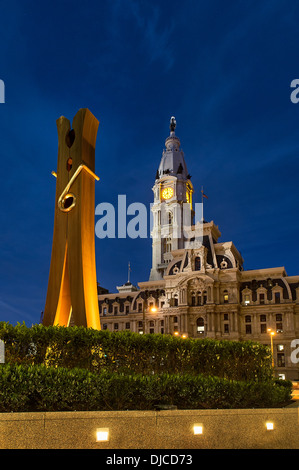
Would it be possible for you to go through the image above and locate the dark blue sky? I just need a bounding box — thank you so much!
[1,0,299,325]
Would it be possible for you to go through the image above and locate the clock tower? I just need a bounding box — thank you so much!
[150,117,194,281]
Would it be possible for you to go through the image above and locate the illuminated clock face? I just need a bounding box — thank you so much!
[162,187,173,200]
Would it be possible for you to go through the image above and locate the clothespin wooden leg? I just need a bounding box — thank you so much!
[43,109,101,330]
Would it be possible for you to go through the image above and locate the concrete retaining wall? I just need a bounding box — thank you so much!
[0,408,298,449]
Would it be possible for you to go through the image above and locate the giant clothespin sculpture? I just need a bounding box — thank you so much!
[43,108,101,329]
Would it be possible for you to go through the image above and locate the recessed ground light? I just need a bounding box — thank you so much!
[96,428,109,441]
[266,422,274,431]
[193,424,203,435]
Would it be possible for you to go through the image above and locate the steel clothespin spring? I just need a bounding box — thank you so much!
[52,164,100,212]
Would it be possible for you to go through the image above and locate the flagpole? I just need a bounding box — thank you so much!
[201,186,204,221]
[128,262,131,283]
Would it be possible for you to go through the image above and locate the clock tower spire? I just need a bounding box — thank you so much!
[149,117,194,281]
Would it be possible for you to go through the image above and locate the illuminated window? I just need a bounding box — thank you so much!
[197,317,205,335]
[138,321,143,334]
[244,294,250,305]
[102,307,107,316]
[276,323,283,333]
[277,345,285,367]
[276,314,283,333]
[223,291,229,304]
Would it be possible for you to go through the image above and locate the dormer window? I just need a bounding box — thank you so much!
[272,283,284,304]
[257,286,267,305]
[242,286,252,305]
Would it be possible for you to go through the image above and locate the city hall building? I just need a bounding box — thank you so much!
[98,118,299,380]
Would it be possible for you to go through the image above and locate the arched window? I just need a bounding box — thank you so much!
[223,290,229,304]
[166,237,172,253]
[162,237,172,253]
[196,317,205,335]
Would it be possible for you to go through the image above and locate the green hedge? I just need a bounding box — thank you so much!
[0,322,273,381]
[0,364,292,412]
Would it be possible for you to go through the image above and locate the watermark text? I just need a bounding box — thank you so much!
[0,79,4,103]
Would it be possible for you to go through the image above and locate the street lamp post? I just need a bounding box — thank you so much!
[267,328,275,369]
[142,302,157,334]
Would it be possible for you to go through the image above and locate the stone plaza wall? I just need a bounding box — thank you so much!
[0,408,298,449]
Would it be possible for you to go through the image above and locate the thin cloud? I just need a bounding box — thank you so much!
[110,0,175,71]
[0,299,36,324]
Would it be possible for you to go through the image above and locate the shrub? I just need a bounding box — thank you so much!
[0,323,273,382]
[0,364,292,412]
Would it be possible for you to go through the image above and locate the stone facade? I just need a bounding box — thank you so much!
[98,118,299,381]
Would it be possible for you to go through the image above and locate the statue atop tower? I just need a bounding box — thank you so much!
[170,116,176,132]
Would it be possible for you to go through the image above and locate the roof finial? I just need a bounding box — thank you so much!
[170,116,176,132]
